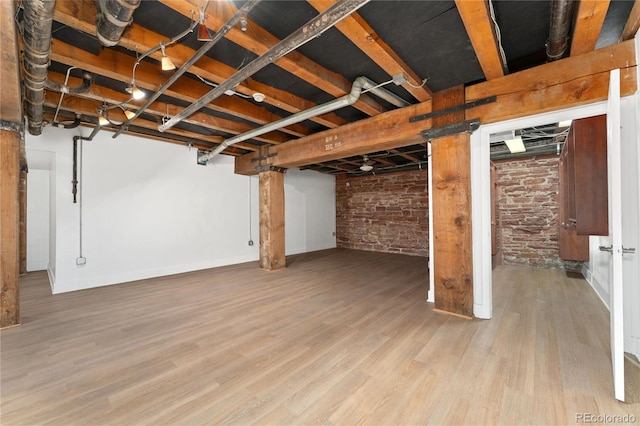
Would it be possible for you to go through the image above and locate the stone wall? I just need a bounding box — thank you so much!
[335,170,428,256]
[495,154,581,269]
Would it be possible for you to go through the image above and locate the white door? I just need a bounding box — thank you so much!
[604,68,624,402]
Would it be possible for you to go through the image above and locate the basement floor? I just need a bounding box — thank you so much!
[1,248,639,424]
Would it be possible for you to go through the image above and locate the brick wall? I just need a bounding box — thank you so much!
[335,170,428,256]
[495,155,581,270]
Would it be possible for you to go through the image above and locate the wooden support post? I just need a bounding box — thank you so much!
[1,130,21,328]
[259,169,286,271]
[430,86,474,319]
[1,0,23,329]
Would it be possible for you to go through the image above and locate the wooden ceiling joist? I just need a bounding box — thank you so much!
[157,0,387,117]
[454,0,506,80]
[46,71,291,147]
[307,0,433,102]
[43,92,252,152]
[570,0,611,56]
[621,0,640,41]
[235,40,637,175]
[52,0,348,131]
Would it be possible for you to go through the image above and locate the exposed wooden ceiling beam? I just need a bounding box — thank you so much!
[390,149,422,162]
[307,0,432,102]
[454,0,506,80]
[235,100,432,174]
[46,71,289,147]
[157,0,386,117]
[52,0,346,130]
[235,40,637,175]
[467,39,637,124]
[570,0,611,56]
[621,0,640,41]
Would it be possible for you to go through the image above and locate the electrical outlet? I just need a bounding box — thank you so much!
[76,257,86,265]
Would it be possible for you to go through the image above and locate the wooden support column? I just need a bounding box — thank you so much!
[259,169,286,271]
[1,0,23,329]
[430,86,474,319]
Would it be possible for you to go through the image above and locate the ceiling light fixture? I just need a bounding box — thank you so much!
[197,8,213,41]
[360,164,373,172]
[160,44,176,71]
[252,92,265,102]
[126,83,146,100]
[122,108,136,120]
[124,11,197,99]
[98,114,109,126]
[505,136,526,154]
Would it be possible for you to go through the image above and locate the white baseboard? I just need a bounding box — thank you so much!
[582,263,610,311]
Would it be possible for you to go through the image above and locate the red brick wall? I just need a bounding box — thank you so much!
[495,155,581,269]
[335,170,428,256]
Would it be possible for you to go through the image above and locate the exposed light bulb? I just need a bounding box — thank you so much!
[125,83,146,100]
[131,86,145,100]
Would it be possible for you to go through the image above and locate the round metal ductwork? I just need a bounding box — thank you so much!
[22,0,56,136]
[95,0,142,47]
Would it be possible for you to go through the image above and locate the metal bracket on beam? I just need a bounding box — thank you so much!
[421,119,481,142]
[255,165,287,173]
[409,96,496,123]
[197,149,210,166]
[251,152,278,163]
[0,120,24,133]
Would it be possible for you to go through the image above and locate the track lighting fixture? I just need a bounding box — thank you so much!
[122,108,136,120]
[125,82,146,100]
[197,8,213,41]
[98,114,109,126]
[160,44,176,71]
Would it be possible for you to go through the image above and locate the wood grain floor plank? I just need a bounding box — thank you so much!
[2,250,639,424]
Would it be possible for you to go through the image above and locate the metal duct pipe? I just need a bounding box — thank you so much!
[159,0,371,133]
[46,71,93,94]
[546,0,575,61]
[96,0,142,47]
[23,0,56,136]
[198,76,371,164]
[360,77,410,108]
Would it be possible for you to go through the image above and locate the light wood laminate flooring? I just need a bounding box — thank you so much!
[2,248,639,424]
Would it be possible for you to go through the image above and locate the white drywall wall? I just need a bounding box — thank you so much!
[26,169,49,271]
[26,126,335,293]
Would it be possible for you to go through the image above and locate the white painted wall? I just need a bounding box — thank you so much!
[25,149,57,282]
[26,169,49,271]
[26,126,335,294]
[285,168,336,254]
